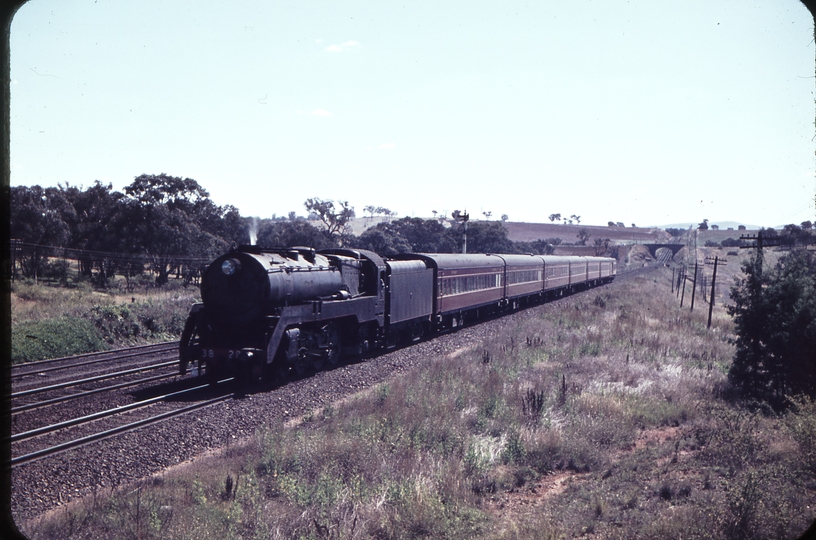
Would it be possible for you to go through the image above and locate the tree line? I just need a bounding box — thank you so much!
[11,175,588,287]
[10,175,246,285]
[221,202,567,258]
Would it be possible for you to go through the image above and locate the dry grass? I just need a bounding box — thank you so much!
[20,268,816,539]
[11,279,200,326]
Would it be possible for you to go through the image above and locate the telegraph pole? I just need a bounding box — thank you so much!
[10,238,20,282]
[463,213,469,254]
[452,211,470,254]
[705,255,725,329]
[676,266,684,298]
[690,262,698,311]
[739,230,782,277]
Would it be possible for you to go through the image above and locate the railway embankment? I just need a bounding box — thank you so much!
[12,266,816,539]
[10,280,197,364]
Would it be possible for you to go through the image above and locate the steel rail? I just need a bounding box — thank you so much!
[614,264,660,280]
[11,390,233,468]
[10,380,226,443]
[11,360,178,398]
[10,341,177,370]
[11,371,179,415]
[12,345,178,378]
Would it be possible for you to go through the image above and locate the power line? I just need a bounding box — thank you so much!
[8,240,213,265]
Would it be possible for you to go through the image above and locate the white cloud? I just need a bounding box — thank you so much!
[325,40,360,53]
[378,143,396,150]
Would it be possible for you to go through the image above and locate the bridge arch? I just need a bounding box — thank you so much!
[642,244,685,260]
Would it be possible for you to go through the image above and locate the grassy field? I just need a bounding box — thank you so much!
[19,266,816,539]
[10,277,199,363]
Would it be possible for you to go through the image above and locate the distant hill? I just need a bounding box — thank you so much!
[654,221,762,230]
[349,217,802,245]
[502,222,669,244]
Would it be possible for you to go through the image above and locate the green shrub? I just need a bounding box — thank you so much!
[89,300,190,345]
[12,317,107,363]
[42,259,71,283]
[502,430,527,464]
[727,248,816,407]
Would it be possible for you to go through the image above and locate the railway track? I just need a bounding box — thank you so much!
[11,362,180,414]
[610,262,665,281]
[12,341,178,378]
[12,343,178,397]
[8,341,240,469]
[11,341,180,406]
[10,379,234,467]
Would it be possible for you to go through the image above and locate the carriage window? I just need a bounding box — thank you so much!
[440,271,505,296]
[508,269,539,284]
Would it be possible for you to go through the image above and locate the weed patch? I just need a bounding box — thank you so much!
[11,317,107,363]
[12,281,199,360]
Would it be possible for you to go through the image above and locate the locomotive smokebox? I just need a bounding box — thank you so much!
[201,246,346,327]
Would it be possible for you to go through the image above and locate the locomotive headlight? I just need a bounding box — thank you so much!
[221,258,240,276]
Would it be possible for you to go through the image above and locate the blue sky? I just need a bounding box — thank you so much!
[10,0,815,227]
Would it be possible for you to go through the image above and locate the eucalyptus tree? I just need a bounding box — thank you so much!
[9,185,72,279]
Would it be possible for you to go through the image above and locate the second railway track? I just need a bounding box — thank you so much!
[10,379,235,467]
[9,343,198,464]
[11,342,178,383]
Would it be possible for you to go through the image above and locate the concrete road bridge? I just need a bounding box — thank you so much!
[640,243,685,261]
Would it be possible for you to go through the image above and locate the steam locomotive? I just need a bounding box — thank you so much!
[179,246,616,384]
